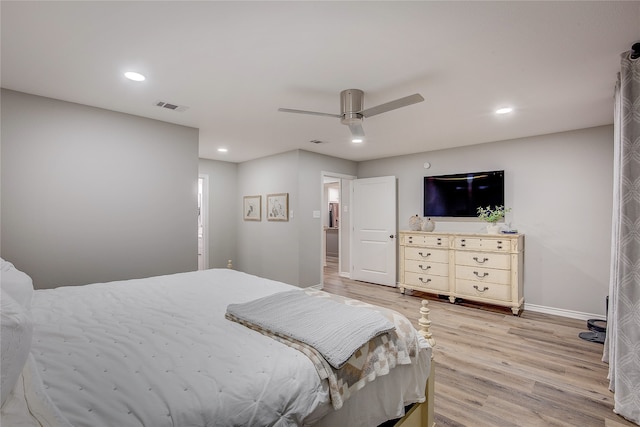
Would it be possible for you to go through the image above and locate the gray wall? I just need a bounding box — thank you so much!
[0,88,614,316]
[237,150,300,284]
[198,158,238,268]
[297,151,357,286]
[357,125,613,317]
[236,150,356,286]
[1,90,199,288]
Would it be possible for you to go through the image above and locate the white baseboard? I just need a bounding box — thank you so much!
[524,303,605,321]
[310,283,324,290]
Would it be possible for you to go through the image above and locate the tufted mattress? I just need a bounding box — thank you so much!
[3,268,431,427]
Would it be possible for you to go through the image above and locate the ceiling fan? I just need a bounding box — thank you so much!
[278,89,424,141]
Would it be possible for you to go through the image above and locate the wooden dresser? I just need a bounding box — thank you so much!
[399,231,524,315]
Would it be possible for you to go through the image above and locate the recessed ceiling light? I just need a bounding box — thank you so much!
[352,138,363,143]
[495,107,513,115]
[217,148,228,153]
[124,71,146,82]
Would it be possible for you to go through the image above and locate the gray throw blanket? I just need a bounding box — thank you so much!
[226,290,395,369]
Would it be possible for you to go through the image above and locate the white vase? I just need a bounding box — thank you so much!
[409,215,422,231]
[486,224,502,234]
[421,217,435,232]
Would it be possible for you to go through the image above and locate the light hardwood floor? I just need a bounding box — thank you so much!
[322,257,636,427]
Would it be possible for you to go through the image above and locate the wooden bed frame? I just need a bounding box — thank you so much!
[394,300,436,427]
[226,261,435,427]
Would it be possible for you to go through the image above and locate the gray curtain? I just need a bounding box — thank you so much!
[605,50,640,425]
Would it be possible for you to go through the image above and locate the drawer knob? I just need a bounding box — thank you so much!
[418,252,431,258]
[473,256,489,264]
[419,264,431,271]
[473,285,489,292]
[419,277,431,284]
[473,271,489,278]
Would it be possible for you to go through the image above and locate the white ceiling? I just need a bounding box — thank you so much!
[2,1,639,163]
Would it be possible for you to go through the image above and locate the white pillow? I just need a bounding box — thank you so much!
[1,290,34,408]
[0,258,34,309]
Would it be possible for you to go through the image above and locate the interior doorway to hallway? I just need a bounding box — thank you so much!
[198,175,209,270]
[320,172,355,285]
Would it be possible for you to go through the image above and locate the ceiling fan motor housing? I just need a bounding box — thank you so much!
[278,88,423,139]
[340,89,364,125]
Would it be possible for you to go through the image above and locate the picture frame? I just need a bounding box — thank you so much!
[243,195,261,221]
[267,193,289,221]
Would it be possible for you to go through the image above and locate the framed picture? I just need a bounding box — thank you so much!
[267,193,289,221]
[243,195,261,221]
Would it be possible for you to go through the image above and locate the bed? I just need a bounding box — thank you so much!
[1,258,435,427]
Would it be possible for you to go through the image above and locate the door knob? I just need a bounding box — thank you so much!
[389,234,395,239]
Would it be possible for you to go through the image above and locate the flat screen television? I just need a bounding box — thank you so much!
[423,170,504,217]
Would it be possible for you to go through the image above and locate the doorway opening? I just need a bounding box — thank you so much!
[324,178,339,274]
[198,175,209,270]
[321,172,355,285]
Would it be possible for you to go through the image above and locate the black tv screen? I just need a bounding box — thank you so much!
[423,170,504,217]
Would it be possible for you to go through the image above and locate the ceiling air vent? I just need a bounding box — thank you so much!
[154,101,189,112]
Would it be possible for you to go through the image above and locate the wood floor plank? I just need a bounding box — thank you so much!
[481,395,579,427]
[322,258,637,427]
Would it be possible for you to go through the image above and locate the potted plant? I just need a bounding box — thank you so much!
[477,205,511,234]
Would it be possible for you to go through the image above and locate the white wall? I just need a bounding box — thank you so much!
[357,126,614,317]
[198,158,238,268]
[1,90,199,288]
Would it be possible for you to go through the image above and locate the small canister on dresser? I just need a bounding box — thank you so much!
[421,217,435,232]
[409,214,422,231]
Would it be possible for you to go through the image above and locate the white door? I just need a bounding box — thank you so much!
[351,176,397,286]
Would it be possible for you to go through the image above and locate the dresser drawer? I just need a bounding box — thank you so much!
[456,279,511,302]
[402,233,448,248]
[455,265,511,285]
[405,259,449,276]
[405,272,449,292]
[454,237,510,252]
[404,247,448,263]
[455,251,510,270]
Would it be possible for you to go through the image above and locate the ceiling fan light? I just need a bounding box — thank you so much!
[341,114,363,125]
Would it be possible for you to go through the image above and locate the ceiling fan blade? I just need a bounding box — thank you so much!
[348,123,365,138]
[278,108,341,118]
[359,93,424,118]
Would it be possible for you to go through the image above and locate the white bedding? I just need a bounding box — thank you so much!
[4,268,431,427]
